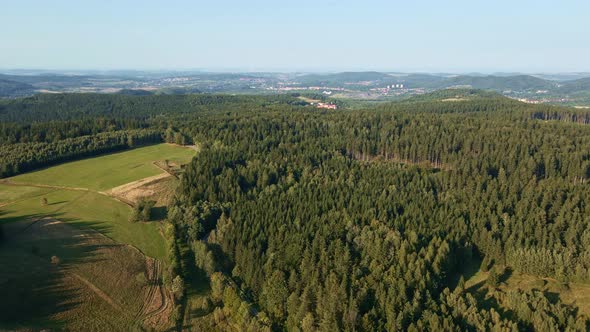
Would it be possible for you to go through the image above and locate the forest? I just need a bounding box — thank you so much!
[2,91,590,331]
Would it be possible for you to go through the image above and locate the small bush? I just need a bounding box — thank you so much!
[129,198,156,222]
[487,267,500,288]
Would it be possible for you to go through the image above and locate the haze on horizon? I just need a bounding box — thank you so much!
[2,0,589,73]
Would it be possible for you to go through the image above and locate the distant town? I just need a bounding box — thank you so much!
[2,70,590,107]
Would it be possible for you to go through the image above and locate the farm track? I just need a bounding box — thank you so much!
[1,180,137,208]
[1,180,92,193]
[134,258,171,329]
[0,186,60,208]
[135,258,159,320]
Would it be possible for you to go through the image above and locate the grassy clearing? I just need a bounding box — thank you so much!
[0,143,195,329]
[464,267,590,317]
[0,187,165,259]
[9,144,195,191]
[0,218,148,331]
[1,143,197,258]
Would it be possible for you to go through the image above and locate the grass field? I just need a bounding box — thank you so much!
[0,185,54,206]
[9,144,195,191]
[0,187,165,259]
[0,144,194,330]
[0,218,148,331]
[1,143,197,258]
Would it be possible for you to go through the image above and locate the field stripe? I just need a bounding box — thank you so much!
[71,273,125,313]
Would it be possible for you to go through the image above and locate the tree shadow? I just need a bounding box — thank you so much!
[0,212,117,329]
[499,267,513,283]
[151,206,168,221]
[448,247,482,290]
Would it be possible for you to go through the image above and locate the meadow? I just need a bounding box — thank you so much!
[0,187,165,258]
[1,143,196,258]
[0,218,147,331]
[9,143,195,191]
[0,143,196,330]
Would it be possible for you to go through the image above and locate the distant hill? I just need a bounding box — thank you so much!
[294,72,564,92]
[401,88,506,102]
[295,71,396,86]
[395,74,448,88]
[439,75,557,91]
[558,77,590,94]
[117,89,154,96]
[0,79,35,97]
[0,73,93,85]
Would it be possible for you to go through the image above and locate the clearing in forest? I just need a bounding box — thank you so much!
[0,143,196,330]
[8,143,195,191]
[0,187,166,259]
[464,267,590,318]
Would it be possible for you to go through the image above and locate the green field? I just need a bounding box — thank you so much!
[0,144,195,331]
[1,143,197,258]
[0,186,165,259]
[9,144,195,191]
[0,185,54,205]
[0,143,195,329]
[0,218,148,330]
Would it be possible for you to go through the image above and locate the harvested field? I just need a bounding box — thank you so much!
[0,218,171,331]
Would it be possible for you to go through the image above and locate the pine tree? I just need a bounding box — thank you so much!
[487,268,500,288]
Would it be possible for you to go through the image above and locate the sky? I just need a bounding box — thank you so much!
[1,0,589,73]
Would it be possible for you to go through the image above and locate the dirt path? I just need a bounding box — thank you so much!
[0,186,60,208]
[135,258,160,320]
[1,180,92,193]
[134,258,172,329]
[2,178,139,208]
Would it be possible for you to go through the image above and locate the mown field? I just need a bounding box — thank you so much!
[9,143,195,191]
[0,187,165,259]
[0,143,196,330]
[1,143,196,258]
[0,218,147,331]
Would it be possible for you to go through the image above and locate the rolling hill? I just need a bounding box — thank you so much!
[0,79,35,97]
[559,77,590,94]
[295,71,397,86]
[438,74,557,91]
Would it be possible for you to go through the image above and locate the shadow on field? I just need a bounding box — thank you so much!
[0,211,116,330]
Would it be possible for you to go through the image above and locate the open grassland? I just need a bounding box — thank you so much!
[0,143,194,329]
[9,143,195,191]
[465,268,590,318]
[1,143,197,258]
[0,218,152,331]
[0,187,165,259]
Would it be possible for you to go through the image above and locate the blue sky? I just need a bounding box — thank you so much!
[1,0,589,72]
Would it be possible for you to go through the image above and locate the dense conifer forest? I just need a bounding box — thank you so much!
[2,91,590,330]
